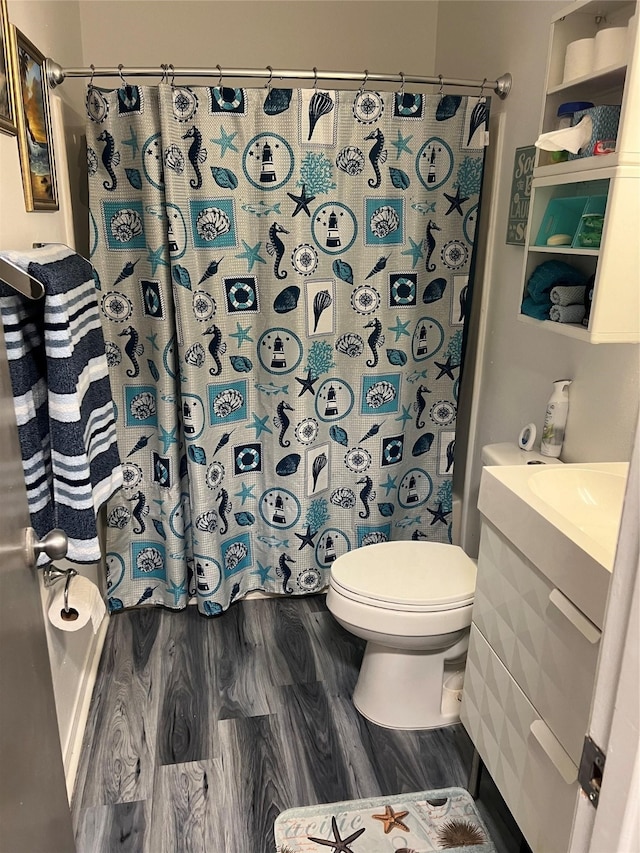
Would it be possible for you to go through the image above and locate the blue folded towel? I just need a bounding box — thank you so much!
[526,260,586,304]
[0,245,122,563]
[521,295,551,320]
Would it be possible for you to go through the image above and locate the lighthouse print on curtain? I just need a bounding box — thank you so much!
[86,83,488,614]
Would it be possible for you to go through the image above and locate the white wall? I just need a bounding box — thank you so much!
[77,0,440,83]
[435,0,640,555]
[1,0,101,798]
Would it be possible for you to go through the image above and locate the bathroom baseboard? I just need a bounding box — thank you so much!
[62,614,110,803]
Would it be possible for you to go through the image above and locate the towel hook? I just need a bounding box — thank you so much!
[438,74,444,101]
[312,66,318,91]
[216,64,223,88]
[398,71,405,98]
[117,63,127,87]
[265,65,273,91]
[359,69,369,94]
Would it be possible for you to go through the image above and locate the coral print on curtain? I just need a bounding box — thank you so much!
[86,82,488,614]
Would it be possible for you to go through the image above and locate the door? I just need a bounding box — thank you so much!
[0,322,76,851]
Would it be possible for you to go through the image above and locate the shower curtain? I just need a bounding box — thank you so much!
[86,82,488,614]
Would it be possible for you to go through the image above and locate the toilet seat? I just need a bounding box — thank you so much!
[330,540,476,612]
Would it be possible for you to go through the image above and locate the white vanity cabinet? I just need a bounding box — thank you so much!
[458,458,626,852]
[461,521,602,852]
[519,0,640,343]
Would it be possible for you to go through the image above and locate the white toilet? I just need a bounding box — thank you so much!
[326,442,563,731]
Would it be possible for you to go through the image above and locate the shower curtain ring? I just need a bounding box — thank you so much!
[88,63,95,90]
[265,65,273,91]
[398,71,405,97]
[168,64,176,87]
[438,74,444,101]
[159,63,167,84]
[479,77,487,101]
[312,66,318,90]
[359,69,369,94]
[117,64,127,87]
[216,64,223,88]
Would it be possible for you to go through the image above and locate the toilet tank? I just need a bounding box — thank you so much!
[481,442,564,466]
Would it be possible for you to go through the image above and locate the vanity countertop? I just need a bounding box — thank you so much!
[478,462,628,630]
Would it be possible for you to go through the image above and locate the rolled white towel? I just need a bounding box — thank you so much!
[550,284,587,306]
[549,303,586,323]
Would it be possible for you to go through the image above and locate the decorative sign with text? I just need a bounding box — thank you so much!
[506,145,535,245]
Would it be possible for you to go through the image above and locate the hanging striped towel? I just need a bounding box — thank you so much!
[0,245,122,563]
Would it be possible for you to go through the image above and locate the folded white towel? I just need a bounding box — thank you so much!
[550,284,587,306]
[549,303,586,323]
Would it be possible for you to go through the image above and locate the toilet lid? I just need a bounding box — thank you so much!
[330,541,476,610]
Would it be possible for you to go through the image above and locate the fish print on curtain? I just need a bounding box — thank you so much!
[86,83,488,614]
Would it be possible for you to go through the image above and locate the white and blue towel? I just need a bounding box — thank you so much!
[0,245,122,563]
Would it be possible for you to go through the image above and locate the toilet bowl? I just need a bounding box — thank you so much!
[326,443,564,731]
[327,540,476,730]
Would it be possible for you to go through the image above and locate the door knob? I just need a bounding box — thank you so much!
[24,528,68,568]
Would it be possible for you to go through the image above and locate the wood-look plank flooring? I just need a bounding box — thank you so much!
[72,595,524,853]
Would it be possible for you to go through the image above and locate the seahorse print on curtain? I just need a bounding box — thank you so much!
[86,83,488,614]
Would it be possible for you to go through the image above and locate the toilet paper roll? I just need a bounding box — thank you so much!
[594,27,628,70]
[563,37,595,82]
[47,575,106,634]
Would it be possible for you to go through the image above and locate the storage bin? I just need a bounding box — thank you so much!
[535,196,588,247]
[568,105,621,159]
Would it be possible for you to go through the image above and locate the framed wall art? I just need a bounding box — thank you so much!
[0,0,16,134]
[10,25,58,210]
[506,145,535,245]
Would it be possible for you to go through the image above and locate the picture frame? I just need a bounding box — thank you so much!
[0,0,16,135]
[10,25,58,210]
[506,145,535,246]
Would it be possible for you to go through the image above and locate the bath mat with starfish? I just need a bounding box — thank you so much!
[274,786,495,852]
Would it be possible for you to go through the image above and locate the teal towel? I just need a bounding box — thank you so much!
[527,260,586,304]
[521,296,550,320]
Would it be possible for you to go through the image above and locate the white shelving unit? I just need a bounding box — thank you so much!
[520,0,640,344]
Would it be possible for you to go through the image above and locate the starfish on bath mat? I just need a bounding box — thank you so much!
[308,815,366,852]
[372,804,410,834]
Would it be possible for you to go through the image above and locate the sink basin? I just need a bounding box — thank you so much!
[528,467,627,553]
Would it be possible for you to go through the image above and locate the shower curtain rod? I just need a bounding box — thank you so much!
[44,59,512,99]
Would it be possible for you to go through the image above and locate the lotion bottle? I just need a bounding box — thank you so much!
[541,379,572,457]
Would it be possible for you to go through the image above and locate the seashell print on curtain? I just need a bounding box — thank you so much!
[86,83,488,614]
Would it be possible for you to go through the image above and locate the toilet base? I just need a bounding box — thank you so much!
[352,637,468,730]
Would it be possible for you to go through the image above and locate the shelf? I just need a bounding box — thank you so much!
[518,314,590,341]
[518,313,639,344]
[534,153,620,178]
[547,62,627,95]
[528,246,600,256]
[552,0,635,22]
[521,0,640,345]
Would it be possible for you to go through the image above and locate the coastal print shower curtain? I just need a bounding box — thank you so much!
[86,82,488,614]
